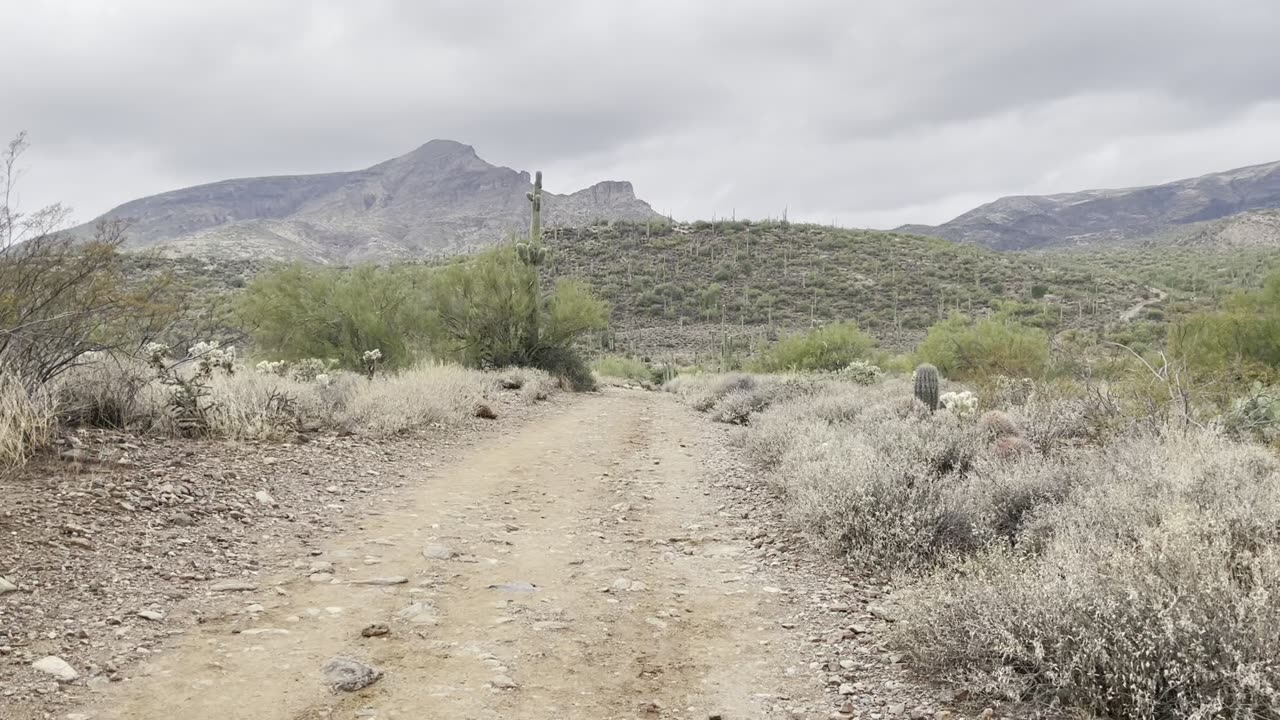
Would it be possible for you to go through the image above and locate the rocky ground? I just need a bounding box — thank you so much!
[3,388,1024,720]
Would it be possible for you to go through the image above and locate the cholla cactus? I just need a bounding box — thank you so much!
[314,373,333,388]
[256,360,289,376]
[361,349,383,378]
[940,390,979,418]
[835,359,883,386]
[143,342,170,371]
[292,358,330,382]
[188,341,236,378]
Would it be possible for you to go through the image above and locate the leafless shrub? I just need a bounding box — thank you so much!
[897,433,1280,718]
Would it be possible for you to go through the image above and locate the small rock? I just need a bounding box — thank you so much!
[240,628,290,636]
[323,656,382,692]
[86,676,110,692]
[0,576,18,595]
[309,573,334,583]
[868,604,898,622]
[66,714,92,720]
[421,544,454,560]
[136,610,164,622]
[474,403,498,420]
[361,623,390,638]
[397,602,439,625]
[254,490,277,506]
[169,512,195,527]
[838,683,855,696]
[489,581,537,593]
[32,656,79,682]
[888,703,906,716]
[490,674,519,689]
[309,561,335,574]
[210,580,258,592]
[349,576,408,586]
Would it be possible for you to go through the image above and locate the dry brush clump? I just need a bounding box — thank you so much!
[46,353,538,442]
[0,372,57,472]
[711,370,1280,717]
[896,433,1280,718]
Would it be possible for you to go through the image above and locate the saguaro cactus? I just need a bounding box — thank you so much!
[914,363,940,412]
[517,170,548,266]
[526,170,543,243]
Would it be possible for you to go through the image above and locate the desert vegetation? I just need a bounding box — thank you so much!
[0,136,579,473]
[667,300,1280,718]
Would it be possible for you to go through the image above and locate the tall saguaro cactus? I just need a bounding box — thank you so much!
[527,170,543,243]
[515,171,548,357]
[517,170,548,267]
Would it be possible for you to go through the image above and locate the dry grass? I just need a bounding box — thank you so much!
[680,371,1280,717]
[46,359,540,442]
[0,373,56,472]
[321,364,499,437]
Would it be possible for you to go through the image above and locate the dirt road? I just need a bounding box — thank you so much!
[70,389,829,720]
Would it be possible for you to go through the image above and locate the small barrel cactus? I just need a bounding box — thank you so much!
[914,363,940,411]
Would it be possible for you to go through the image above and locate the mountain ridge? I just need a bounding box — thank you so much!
[897,159,1280,250]
[72,139,663,263]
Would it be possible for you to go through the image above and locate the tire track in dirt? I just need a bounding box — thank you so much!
[76,390,823,720]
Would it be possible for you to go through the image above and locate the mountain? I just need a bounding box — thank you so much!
[73,140,663,263]
[898,160,1280,250]
[1129,208,1280,249]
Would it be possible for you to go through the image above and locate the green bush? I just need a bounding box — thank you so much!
[593,354,652,383]
[238,264,431,371]
[916,314,1050,380]
[429,245,607,388]
[752,322,877,373]
[1171,272,1280,382]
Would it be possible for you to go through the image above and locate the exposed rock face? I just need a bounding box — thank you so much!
[73,140,663,263]
[899,160,1280,250]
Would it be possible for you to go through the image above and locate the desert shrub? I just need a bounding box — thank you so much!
[916,314,1050,381]
[1220,382,1280,444]
[978,409,1022,438]
[498,367,555,404]
[0,372,56,472]
[593,354,651,383]
[429,245,607,389]
[687,374,757,412]
[329,364,497,436]
[238,264,431,371]
[752,322,877,373]
[55,357,154,429]
[831,359,884,385]
[1171,272,1280,382]
[897,433,1280,718]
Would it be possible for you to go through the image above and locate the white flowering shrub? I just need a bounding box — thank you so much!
[940,390,978,417]
[833,359,884,386]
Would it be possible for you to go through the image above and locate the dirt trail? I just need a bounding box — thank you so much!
[1119,286,1168,321]
[75,390,823,720]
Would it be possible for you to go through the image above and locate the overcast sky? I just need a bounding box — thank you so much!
[4,0,1280,228]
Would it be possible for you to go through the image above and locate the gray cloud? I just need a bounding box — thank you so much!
[3,0,1280,228]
